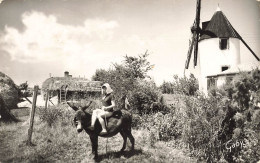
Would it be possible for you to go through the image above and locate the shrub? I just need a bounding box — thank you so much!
[155,112,182,141]
[159,74,199,96]
[160,81,174,94]
[221,69,260,162]
[129,79,164,115]
[38,104,73,127]
[177,68,260,162]
[38,107,62,127]
[134,105,184,141]
[181,94,226,162]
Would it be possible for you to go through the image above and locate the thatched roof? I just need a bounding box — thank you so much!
[0,72,19,109]
[42,77,102,92]
[200,9,241,41]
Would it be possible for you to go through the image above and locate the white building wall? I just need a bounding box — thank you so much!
[198,38,240,93]
[216,76,226,87]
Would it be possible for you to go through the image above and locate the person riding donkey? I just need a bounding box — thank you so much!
[90,83,115,134]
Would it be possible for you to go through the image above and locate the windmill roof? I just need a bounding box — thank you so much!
[200,10,241,41]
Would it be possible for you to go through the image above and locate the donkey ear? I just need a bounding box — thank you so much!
[67,101,78,111]
[82,101,93,111]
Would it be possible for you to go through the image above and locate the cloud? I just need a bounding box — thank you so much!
[0,11,119,63]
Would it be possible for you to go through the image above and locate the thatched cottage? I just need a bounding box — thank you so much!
[42,71,103,103]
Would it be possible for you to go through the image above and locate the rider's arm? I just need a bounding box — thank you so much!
[103,100,115,111]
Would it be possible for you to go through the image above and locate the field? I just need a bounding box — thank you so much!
[0,95,197,163]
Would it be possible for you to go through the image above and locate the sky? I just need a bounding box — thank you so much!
[0,0,259,87]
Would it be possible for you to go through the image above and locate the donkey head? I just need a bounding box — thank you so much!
[67,101,92,133]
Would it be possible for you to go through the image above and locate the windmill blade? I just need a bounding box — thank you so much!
[240,38,260,61]
[193,0,201,67]
[193,32,199,67]
[185,33,196,69]
[226,19,259,61]
[236,34,259,61]
[185,0,201,69]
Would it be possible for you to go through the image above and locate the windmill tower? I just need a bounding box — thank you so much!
[185,0,259,94]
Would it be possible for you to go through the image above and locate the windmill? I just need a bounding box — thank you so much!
[185,0,201,69]
[185,0,259,70]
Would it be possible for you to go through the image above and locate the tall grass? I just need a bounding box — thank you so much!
[0,103,198,162]
[140,69,260,162]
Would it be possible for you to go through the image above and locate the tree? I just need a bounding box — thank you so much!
[91,51,160,112]
[123,51,154,79]
[92,51,154,87]
[91,69,108,81]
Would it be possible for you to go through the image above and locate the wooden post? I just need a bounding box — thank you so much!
[45,90,49,110]
[27,85,38,145]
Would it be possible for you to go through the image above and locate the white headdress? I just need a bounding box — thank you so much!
[102,83,113,94]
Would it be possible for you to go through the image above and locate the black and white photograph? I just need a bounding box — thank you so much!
[0,0,260,162]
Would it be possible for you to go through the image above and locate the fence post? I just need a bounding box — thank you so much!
[45,90,49,110]
[27,85,39,145]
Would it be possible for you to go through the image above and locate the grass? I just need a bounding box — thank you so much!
[0,106,197,163]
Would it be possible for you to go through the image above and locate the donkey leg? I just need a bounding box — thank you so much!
[120,131,127,152]
[89,135,98,159]
[126,128,135,151]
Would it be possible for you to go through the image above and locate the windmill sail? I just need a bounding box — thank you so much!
[185,0,201,69]
[193,0,201,67]
[185,33,195,69]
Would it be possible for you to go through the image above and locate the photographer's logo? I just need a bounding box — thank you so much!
[225,140,246,152]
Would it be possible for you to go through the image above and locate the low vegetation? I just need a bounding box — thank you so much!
[1,53,259,162]
[158,69,260,162]
[0,104,196,162]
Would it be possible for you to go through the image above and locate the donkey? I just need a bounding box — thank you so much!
[67,101,135,160]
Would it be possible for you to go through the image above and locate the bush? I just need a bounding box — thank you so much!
[160,81,174,94]
[39,107,62,127]
[175,68,260,162]
[129,79,165,115]
[222,69,260,162]
[159,74,199,96]
[181,93,226,162]
[155,112,183,141]
[38,104,73,127]
[133,104,183,141]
